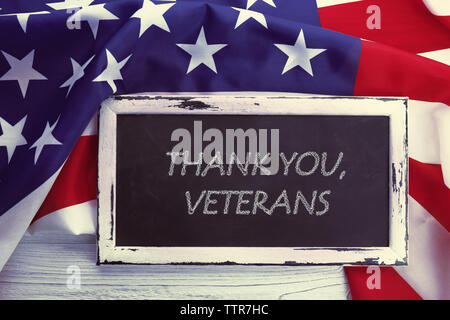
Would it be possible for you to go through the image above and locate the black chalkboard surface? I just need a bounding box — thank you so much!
[115,114,389,247]
[98,96,408,265]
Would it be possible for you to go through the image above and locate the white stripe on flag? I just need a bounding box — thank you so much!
[395,196,450,300]
[316,0,363,8]
[408,100,450,188]
[418,49,450,66]
[0,166,62,271]
[435,106,450,188]
[28,200,97,235]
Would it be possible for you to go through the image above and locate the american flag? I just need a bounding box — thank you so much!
[0,0,448,299]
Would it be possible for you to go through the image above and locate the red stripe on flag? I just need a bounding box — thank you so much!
[344,266,423,300]
[409,158,450,232]
[31,135,98,224]
[318,0,450,53]
[354,40,450,106]
[436,16,450,30]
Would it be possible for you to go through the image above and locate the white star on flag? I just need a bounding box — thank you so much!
[132,0,175,37]
[67,4,119,38]
[93,49,131,93]
[232,7,267,29]
[0,50,47,98]
[176,27,227,74]
[0,11,50,33]
[29,118,62,164]
[0,116,27,163]
[246,0,276,9]
[274,29,327,76]
[46,0,94,10]
[60,55,95,97]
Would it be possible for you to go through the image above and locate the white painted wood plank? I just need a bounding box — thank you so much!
[22,232,96,244]
[0,235,350,300]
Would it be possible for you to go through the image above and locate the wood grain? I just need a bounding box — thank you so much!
[0,234,350,300]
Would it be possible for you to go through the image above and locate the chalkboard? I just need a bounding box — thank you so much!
[98,95,408,265]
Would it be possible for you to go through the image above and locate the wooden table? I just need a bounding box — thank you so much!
[0,233,350,299]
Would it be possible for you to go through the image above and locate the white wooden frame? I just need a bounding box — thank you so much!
[98,95,408,265]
